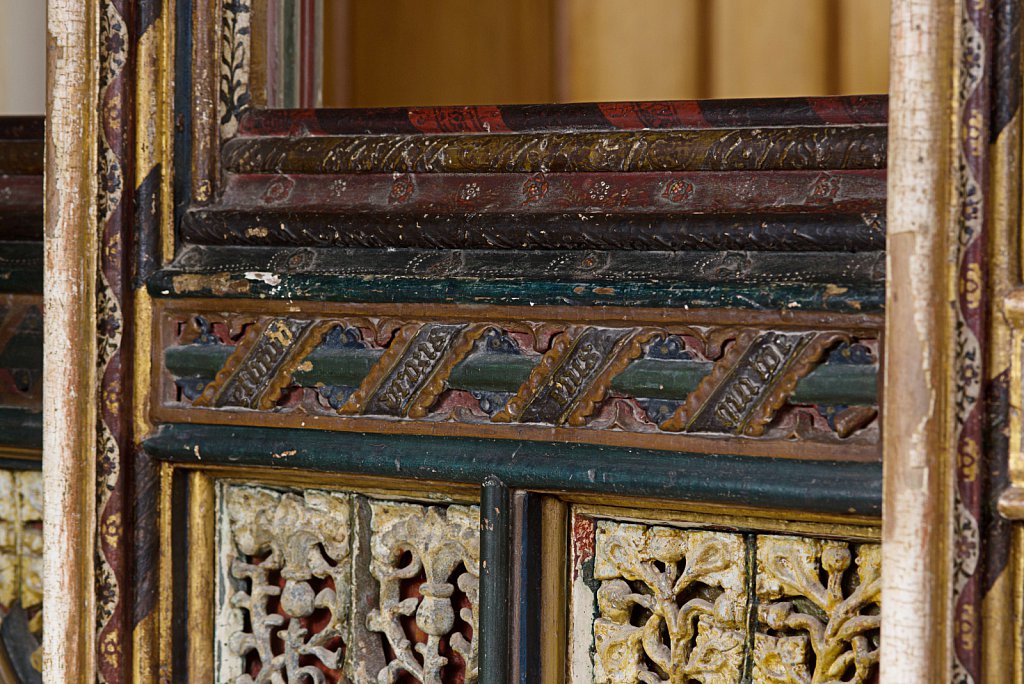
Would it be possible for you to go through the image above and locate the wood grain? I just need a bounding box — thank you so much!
[709,0,833,98]
[881,0,956,679]
[347,0,556,107]
[43,1,99,680]
[561,0,702,102]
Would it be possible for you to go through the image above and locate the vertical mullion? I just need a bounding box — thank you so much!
[539,496,568,683]
[186,471,215,683]
[510,491,543,681]
[479,476,512,684]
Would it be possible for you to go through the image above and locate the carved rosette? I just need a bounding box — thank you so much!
[592,521,747,683]
[754,536,881,684]
[217,485,353,684]
[367,501,481,683]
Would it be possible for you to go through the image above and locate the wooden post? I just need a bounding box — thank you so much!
[881,0,956,679]
[43,0,101,681]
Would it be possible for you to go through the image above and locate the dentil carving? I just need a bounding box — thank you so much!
[754,537,881,683]
[592,521,747,683]
[218,485,352,684]
[367,502,481,683]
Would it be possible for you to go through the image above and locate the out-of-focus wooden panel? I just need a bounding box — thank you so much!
[322,0,349,107]
[838,0,890,94]
[345,0,555,107]
[709,0,833,99]
[562,0,703,102]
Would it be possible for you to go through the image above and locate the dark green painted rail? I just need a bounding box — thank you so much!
[0,408,42,450]
[0,241,43,294]
[143,424,882,517]
[150,271,885,312]
[478,477,512,684]
[164,344,878,406]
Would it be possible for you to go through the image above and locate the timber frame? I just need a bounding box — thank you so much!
[39,0,1024,682]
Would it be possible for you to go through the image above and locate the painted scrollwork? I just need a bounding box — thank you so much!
[754,537,881,684]
[367,502,481,683]
[592,521,747,683]
[217,485,352,684]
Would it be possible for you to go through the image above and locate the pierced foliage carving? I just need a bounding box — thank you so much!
[367,501,481,684]
[592,521,747,683]
[754,537,880,684]
[0,469,42,633]
[218,485,352,684]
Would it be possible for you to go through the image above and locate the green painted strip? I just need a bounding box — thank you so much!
[0,241,43,294]
[0,457,40,471]
[0,409,42,450]
[143,424,882,517]
[149,272,884,312]
[163,344,878,405]
[478,477,512,684]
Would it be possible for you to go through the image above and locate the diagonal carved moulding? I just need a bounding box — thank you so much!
[158,309,881,461]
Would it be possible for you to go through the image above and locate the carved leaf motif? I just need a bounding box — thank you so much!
[0,470,43,640]
[218,485,352,684]
[754,536,881,684]
[592,521,746,683]
[367,501,480,684]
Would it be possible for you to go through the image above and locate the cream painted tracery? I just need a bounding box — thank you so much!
[367,501,481,684]
[216,484,353,684]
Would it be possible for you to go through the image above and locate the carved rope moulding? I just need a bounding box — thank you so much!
[216,483,480,683]
[162,312,881,451]
[572,518,881,684]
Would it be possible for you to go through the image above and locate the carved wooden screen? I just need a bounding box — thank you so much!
[134,1,887,682]
[0,116,43,681]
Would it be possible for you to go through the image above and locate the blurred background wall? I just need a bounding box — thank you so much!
[320,0,889,108]
[0,0,45,115]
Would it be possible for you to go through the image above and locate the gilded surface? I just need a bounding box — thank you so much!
[217,484,352,684]
[754,537,881,683]
[580,521,882,684]
[368,501,481,683]
[592,521,746,683]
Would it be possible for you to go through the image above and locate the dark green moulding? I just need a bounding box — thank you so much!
[143,424,882,517]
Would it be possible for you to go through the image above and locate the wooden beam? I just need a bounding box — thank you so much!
[43,0,100,680]
[881,0,956,678]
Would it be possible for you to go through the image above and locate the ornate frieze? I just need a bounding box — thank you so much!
[592,521,747,683]
[217,485,353,683]
[367,501,480,683]
[158,307,881,458]
[754,536,881,684]
[572,517,881,684]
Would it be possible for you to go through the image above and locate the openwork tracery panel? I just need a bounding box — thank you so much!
[0,469,42,669]
[754,537,880,683]
[216,484,353,684]
[571,516,881,684]
[592,521,747,683]
[214,483,480,684]
[367,501,481,683]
